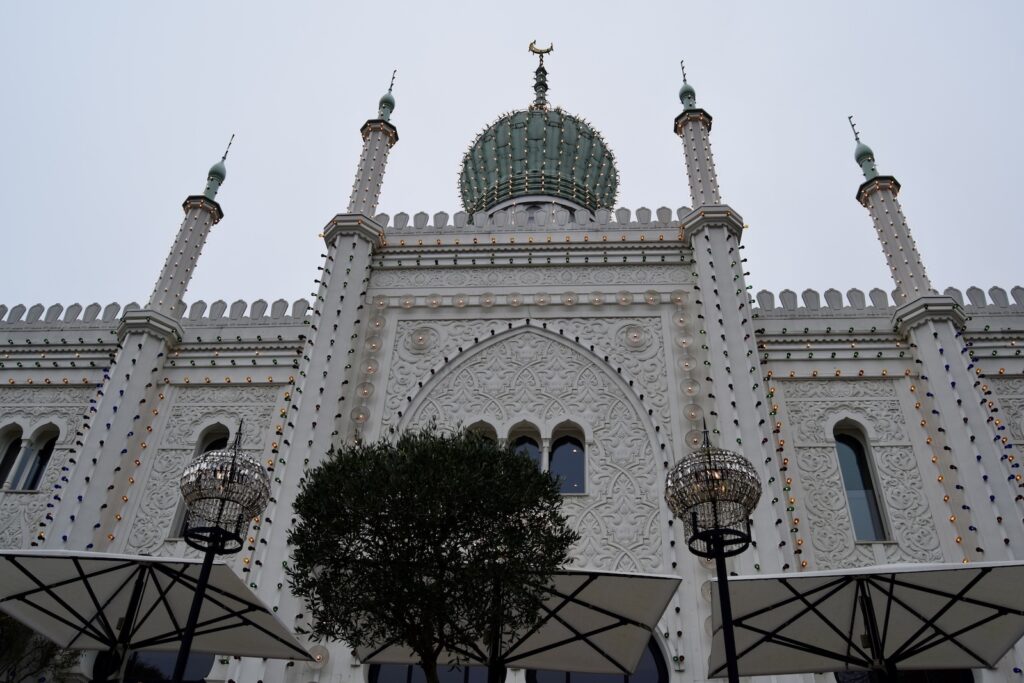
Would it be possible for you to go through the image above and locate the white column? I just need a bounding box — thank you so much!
[674,110,721,208]
[858,178,933,304]
[147,196,223,318]
[348,121,398,217]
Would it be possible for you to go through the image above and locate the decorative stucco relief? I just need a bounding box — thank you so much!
[989,378,1024,443]
[383,317,673,453]
[782,379,940,569]
[0,387,91,548]
[125,385,278,555]
[399,328,666,572]
[370,264,694,290]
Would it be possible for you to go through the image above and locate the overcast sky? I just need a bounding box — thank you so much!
[1,2,1021,310]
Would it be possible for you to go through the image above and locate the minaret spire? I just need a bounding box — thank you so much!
[203,134,233,200]
[851,118,931,300]
[528,41,553,110]
[347,75,399,216]
[673,61,721,207]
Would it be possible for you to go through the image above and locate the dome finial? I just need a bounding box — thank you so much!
[203,133,233,200]
[378,70,397,121]
[679,60,697,109]
[849,115,879,180]
[529,40,553,110]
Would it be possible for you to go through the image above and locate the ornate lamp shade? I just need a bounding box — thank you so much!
[179,441,270,554]
[665,441,762,559]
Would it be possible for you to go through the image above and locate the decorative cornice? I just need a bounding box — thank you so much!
[856,175,901,206]
[117,308,184,346]
[181,195,224,223]
[673,108,713,136]
[891,295,967,336]
[360,119,399,147]
[678,204,744,246]
[323,213,385,248]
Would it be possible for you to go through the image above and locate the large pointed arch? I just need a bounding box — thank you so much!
[398,325,668,573]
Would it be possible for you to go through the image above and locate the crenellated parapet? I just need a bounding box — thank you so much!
[372,205,689,235]
[753,286,1024,318]
[0,298,312,327]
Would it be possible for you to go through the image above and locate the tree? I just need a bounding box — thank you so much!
[287,425,580,683]
[0,613,79,683]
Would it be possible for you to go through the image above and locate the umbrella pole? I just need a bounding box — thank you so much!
[171,545,217,683]
[713,536,741,683]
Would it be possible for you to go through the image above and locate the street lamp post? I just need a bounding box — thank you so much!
[173,422,270,683]
[665,429,761,683]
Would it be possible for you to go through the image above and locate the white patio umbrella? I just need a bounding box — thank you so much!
[707,561,1024,679]
[0,549,311,662]
[358,569,680,675]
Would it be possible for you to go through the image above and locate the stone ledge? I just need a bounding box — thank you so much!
[322,213,385,248]
[673,108,713,136]
[117,308,184,345]
[856,175,901,206]
[891,295,967,336]
[182,195,223,223]
[678,204,744,246]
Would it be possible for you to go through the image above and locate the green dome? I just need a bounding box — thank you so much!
[679,82,696,104]
[854,141,874,163]
[208,159,227,182]
[459,107,618,215]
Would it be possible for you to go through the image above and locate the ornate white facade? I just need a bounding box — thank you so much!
[2,57,1023,683]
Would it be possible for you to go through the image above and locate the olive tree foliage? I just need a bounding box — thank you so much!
[287,425,580,683]
[0,613,79,683]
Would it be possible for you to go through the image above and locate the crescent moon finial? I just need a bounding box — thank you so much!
[528,40,554,56]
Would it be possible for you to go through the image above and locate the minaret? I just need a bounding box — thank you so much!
[851,121,1024,680]
[45,153,230,551]
[850,119,933,303]
[673,60,795,598]
[347,72,399,216]
[148,137,231,319]
[230,86,397,683]
[673,61,721,207]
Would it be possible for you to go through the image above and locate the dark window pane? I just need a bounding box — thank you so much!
[0,435,21,484]
[515,436,542,468]
[203,436,229,453]
[835,435,886,541]
[533,671,569,683]
[23,436,56,490]
[550,437,585,494]
[527,638,665,683]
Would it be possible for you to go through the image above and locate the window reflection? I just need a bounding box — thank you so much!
[515,436,542,468]
[527,638,667,683]
[550,436,585,494]
[834,431,886,541]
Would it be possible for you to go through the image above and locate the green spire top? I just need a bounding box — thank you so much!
[528,41,553,110]
[378,70,396,121]
[203,134,233,200]
[848,116,879,180]
[679,60,697,110]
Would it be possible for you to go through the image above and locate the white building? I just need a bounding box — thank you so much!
[1,51,1021,683]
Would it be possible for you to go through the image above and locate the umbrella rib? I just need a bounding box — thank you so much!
[16,595,113,647]
[0,560,130,604]
[867,572,993,668]
[504,575,595,655]
[518,599,632,674]
[6,555,119,647]
[68,561,146,650]
[874,571,1024,616]
[726,577,869,666]
[879,573,896,648]
[503,619,634,666]
[70,556,119,646]
[774,578,874,663]
[130,563,189,640]
[896,611,1004,666]
[710,622,869,678]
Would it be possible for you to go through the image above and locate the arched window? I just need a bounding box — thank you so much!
[21,432,57,490]
[468,421,499,444]
[0,426,23,489]
[171,424,231,537]
[550,422,586,495]
[527,636,668,683]
[834,426,886,542]
[509,422,543,469]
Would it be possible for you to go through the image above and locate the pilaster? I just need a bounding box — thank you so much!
[348,120,399,216]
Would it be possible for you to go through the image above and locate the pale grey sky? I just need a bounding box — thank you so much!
[1,1,1021,309]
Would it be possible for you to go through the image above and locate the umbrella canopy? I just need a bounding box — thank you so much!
[359,569,680,675]
[0,549,310,661]
[708,561,1024,678]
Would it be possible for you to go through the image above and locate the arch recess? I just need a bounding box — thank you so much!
[398,326,668,573]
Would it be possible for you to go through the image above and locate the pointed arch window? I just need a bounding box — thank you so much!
[834,427,887,542]
[550,422,586,495]
[0,426,23,489]
[171,424,231,538]
[22,433,57,490]
[509,422,543,470]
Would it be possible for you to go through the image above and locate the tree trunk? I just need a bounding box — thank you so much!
[420,654,441,683]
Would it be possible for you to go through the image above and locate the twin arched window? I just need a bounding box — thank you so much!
[834,425,887,542]
[0,425,58,491]
[506,421,586,494]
